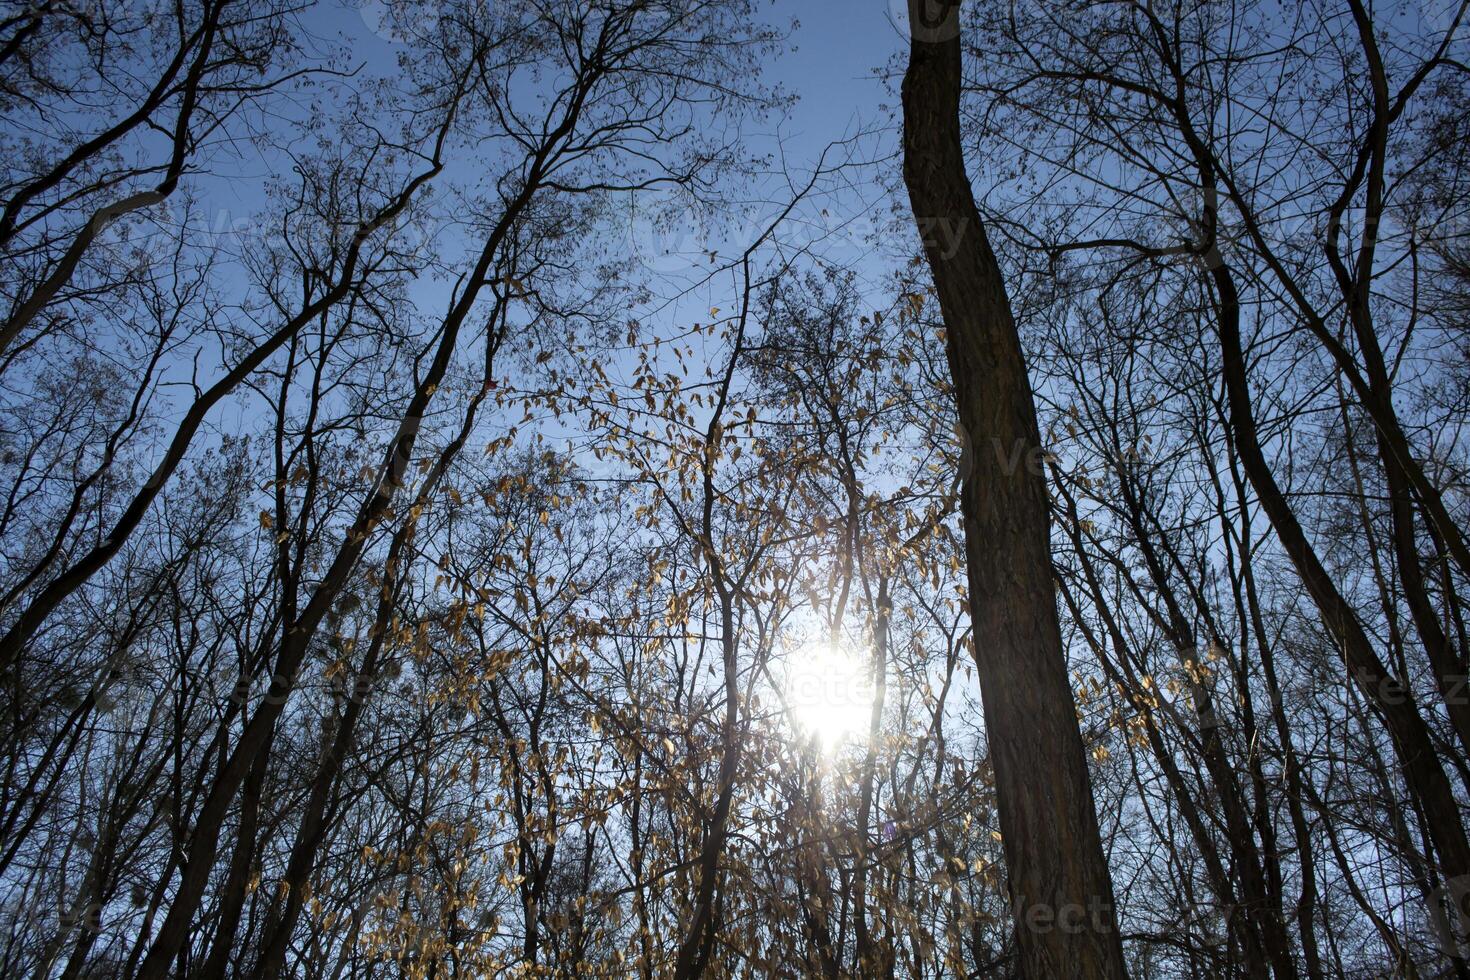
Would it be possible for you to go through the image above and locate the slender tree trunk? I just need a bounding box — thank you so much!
[196,734,272,980]
[1210,257,1470,886]
[899,3,1126,976]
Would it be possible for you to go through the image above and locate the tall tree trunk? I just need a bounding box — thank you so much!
[899,3,1126,976]
[1209,255,1470,886]
[196,733,272,980]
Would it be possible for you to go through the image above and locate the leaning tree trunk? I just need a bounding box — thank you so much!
[899,2,1127,976]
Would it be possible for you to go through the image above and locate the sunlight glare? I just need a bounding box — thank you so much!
[783,643,875,751]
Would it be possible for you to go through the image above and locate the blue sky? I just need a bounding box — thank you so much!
[768,0,906,150]
[182,1,920,446]
[193,0,911,276]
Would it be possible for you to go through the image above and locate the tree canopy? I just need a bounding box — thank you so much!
[1,0,1469,976]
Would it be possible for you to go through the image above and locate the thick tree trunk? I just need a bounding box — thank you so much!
[899,3,1127,976]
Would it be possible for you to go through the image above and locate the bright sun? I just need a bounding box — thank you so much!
[783,642,875,750]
